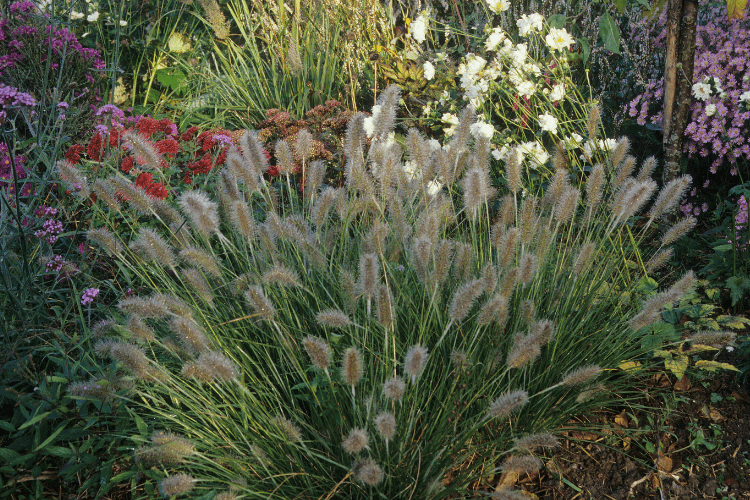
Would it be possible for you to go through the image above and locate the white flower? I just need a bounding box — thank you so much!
[470,121,495,140]
[517,13,544,36]
[487,0,511,14]
[599,138,617,151]
[515,80,537,98]
[363,105,381,138]
[70,10,84,20]
[426,180,443,196]
[465,54,487,76]
[692,82,712,101]
[563,133,583,150]
[442,113,460,137]
[544,27,575,51]
[538,113,558,134]
[119,19,128,27]
[87,11,99,22]
[485,27,506,51]
[509,43,528,66]
[428,139,441,152]
[704,103,717,117]
[549,83,565,102]
[423,61,435,80]
[739,90,750,104]
[491,149,503,161]
[410,13,428,43]
[518,141,549,167]
[403,161,422,181]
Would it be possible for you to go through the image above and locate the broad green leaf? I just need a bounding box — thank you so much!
[713,244,733,251]
[548,14,567,28]
[619,360,641,372]
[694,360,740,372]
[612,0,627,11]
[636,0,651,7]
[664,356,689,379]
[579,38,591,65]
[34,424,66,452]
[727,0,748,19]
[599,12,621,54]
[652,350,673,358]
[684,344,719,353]
[717,315,750,329]
[18,411,50,430]
[726,276,750,306]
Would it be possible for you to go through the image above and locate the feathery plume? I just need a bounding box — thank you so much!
[182,352,238,382]
[506,331,542,369]
[687,330,736,346]
[518,253,538,285]
[218,169,240,203]
[306,160,325,199]
[357,253,380,299]
[498,267,519,297]
[117,296,170,318]
[263,265,301,288]
[448,279,484,322]
[529,319,556,345]
[125,315,156,343]
[376,283,395,330]
[481,262,498,295]
[573,242,597,276]
[661,216,696,246]
[312,186,339,228]
[462,166,496,222]
[275,139,295,176]
[129,228,175,267]
[513,433,559,453]
[507,147,523,195]
[55,159,89,197]
[500,454,542,475]
[239,131,270,175]
[340,269,357,314]
[612,179,657,224]
[519,197,539,247]
[88,227,121,256]
[560,365,601,386]
[374,411,397,442]
[553,141,568,170]
[92,179,121,211]
[520,300,535,325]
[610,137,630,170]
[430,239,455,292]
[169,316,211,353]
[451,350,468,370]
[495,195,516,232]
[452,242,474,282]
[411,236,433,283]
[544,168,569,209]
[490,490,528,500]
[244,286,275,322]
[649,175,692,221]
[554,186,579,225]
[636,156,658,181]
[179,246,222,278]
[373,85,401,140]
[179,191,220,238]
[342,428,369,454]
[315,309,352,329]
[197,0,229,38]
[404,344,428,382]
[227,199,257,242]
[383,376,406,401]
[123,130,163,171]
[613,155,637,190]
[158,474,195,498]
[302,336,331,370]
[353,458,384,486]
[96,340,153,380]
[272,416,302,442]
[488,390,529,419]
[180,268,214,304]
[295,129,314,164]
[498,227,520,269]
[645,248,673,273]
[344,112,367,162]
[341,347,364,387]
[68,377,118,401]
[110,176,152,215]
[226,147,262,193]
[154,293,192,317]
[576,383,607,403]
[476,293,509,329]
[586,102,600,139]
[585,163,605,216]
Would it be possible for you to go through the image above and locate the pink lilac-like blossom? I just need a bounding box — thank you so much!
[81,288,100,305]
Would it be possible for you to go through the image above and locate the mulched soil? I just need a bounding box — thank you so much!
[506,366,750,499]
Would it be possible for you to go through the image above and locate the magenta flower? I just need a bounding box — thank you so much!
[81,288,100,305]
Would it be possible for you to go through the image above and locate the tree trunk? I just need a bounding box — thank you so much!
[663,0,699,184]
[662,0,682,139]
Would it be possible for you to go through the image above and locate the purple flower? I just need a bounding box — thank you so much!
[81,288,100,305]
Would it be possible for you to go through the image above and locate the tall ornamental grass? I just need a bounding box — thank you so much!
[61,82,699,497]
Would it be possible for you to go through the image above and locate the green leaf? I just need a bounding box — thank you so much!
[0,421,15,432]
[0,448,21,463]
[665,355,689,379]
[636,0,651,7]
[548,14,567,28]
[694,360,740,372]
[727,0,748,19]
[579,38,591,65]
[18,411,50,430]
[717,315,750,329]
[34,424,66,452]
[612,0,627,11]
[599,13,621,54]
[726,276,750,306]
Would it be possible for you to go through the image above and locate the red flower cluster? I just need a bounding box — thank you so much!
[135,172,168,200]
[135,117,178,139]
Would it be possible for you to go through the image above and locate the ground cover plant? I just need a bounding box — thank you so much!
[1,0,749,498]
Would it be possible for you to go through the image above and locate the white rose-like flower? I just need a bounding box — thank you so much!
[363,105,381,138]
[87,11,99,22]
[119,19,128,27]
[598,138,618,151]
[704,103,717,117]
[517,13,544,36]
[518,141,549,167]
[465,55,487,76]
[410,14,428,43]
[515,80,537,98]
[487,0,511,14]
[426,180,443,196]
[739,90,750,104]
[470,121,495,140]
[692,82,712,101]
[442,113,460,137]
[563,133,583,150]
[403,161,422,181]
[423,61,435,80]
[549,83,565,102]
[485,27,506,51]
[538,113,558,134]
[70,10,84,20]
[544,27,575,51]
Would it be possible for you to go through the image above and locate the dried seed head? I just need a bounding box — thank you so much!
[373,84,401,140]
[340,269,357,314]
[520,300,535,325]
[649,175,692,221]
[452,242,474,283]
[610,137,630,170]
[573,242,597,276]
[462,166,496,222]
[263,265,301,288]
[93,178,121,211]
[430,239,455,292]
[612,179,657,224]
[244,286,275,322]
[218,168,240,203]
[111,176,153,215]
[135,431,195,465]
[306,160,325,199]
[341,347,364,387]
[55,159,90,197]
[383,376,406,401]
[498,267,519,297]
[506,332,542,369]
[312,187,339,228]
[687,330,736,346]
[451,351,469,370]
[374,411,397,442]
[560,365,601,386]
[376,284,395,330]
[272,416,302,442]
[158,474,195,498]
[481,262,498,295]
[518,252,538,285]
[239,131,270,177]
[353,458,384,486]
[496,194,516,231]
[553,141,568,170]
[661,216,696,246]
[88,227,121,256]
[513,433,559,453]
[613,155,637,190]
[117,296,170,318]
[554,186,579,225]
[448,279,485,322]
[404,344,428,382]
[476,293,509,330]
[645,247,673,273]
[576,383,607,403]
[342,428,369,454]
[585,163,605,216]
[344,112,367,165]
[295,129,314,163]
[315,309,352,329]
[226,148,262,193]
[586,103,600,139]
[68,377,118,401]
[179,246,222,278]
[275,139,295,176]
[357,253,380,299]
[125,315,156,343]
[519,197,539,246]
[489,490,528,500]
[228,200,257,241]
[182,352,238,382]
[169,316,211,354]
[529,319,556,345]
[302,336,332,370]
[96,340,154,380]
[123,130,163,171]
[129,228,175,267]
[636,156,658,181]
[179,191,220,238]
[498,227,520,269]
[488,390,529,419]
[501,454,542,475]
